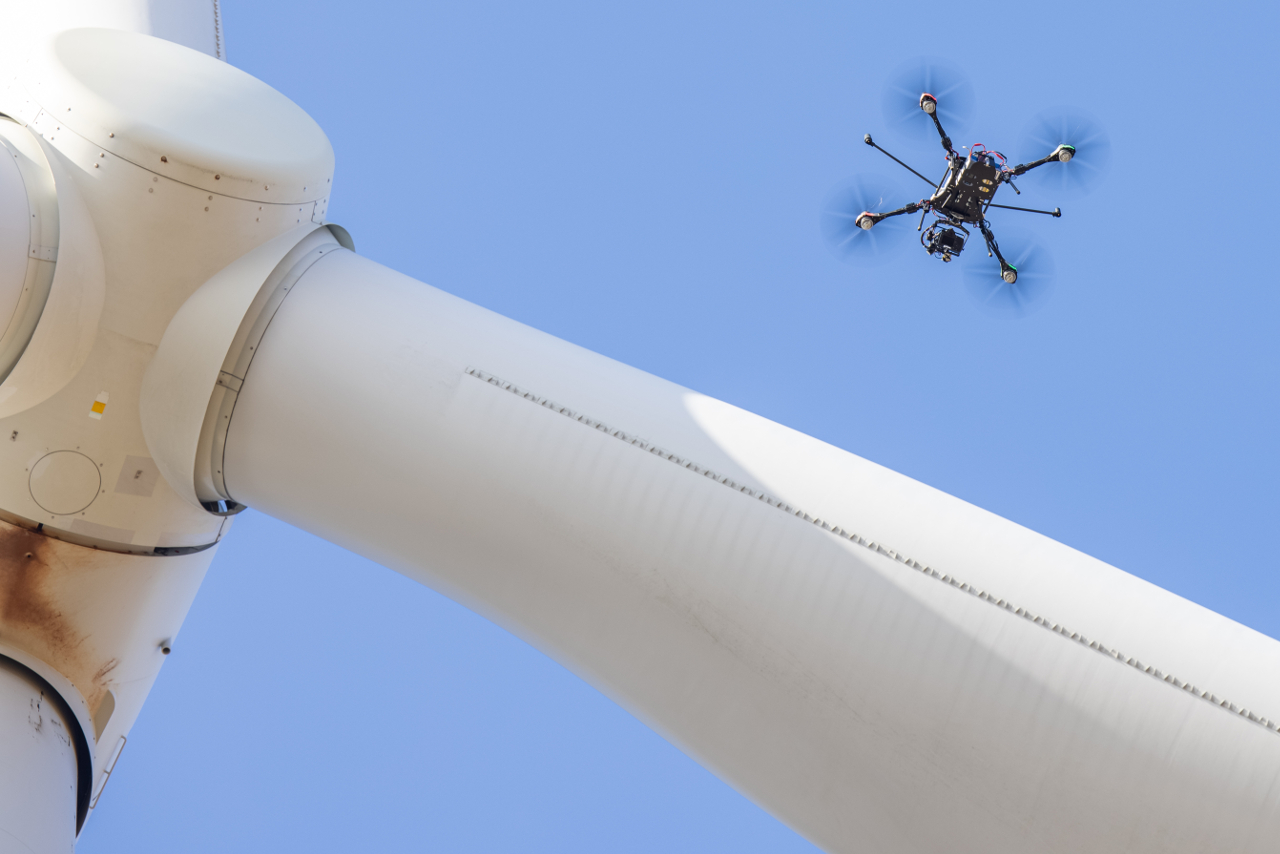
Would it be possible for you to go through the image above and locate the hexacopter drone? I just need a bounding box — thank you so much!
[859,97,1067,283]
[822,63,1110,317]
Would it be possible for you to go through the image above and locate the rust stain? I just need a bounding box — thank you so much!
[0,523,112,711]
[28,695,43,733]
[93,658,119,682]
[92,657,120,699]
[0,526,83,659]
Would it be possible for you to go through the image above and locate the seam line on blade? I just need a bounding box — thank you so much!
[213,0,226,60]
[464,366,1279,738]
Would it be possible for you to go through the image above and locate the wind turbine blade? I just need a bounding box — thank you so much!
[0,1,225,64]
[219,249,1280,853]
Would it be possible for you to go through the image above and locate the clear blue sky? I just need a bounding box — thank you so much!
[80,2,1280,851]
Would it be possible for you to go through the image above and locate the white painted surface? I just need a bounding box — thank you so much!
[0,522,219,836]
[15,28,330,204]
[140,223,324,509]
[0,645,95,774]
[0,19,292,839]
[222,249,1280,853]
[0,144,30,345]
[0,27,332,550]
[28,451,101,515]
[0,659,77,854]
[0,1,222,71]
[0,133,102,422]
[0,121,59,394]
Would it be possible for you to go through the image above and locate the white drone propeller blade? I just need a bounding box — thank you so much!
[193,247,1280,854]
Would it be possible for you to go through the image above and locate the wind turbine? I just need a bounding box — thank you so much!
[0,5,1277,854]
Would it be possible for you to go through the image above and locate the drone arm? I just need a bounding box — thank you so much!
[881,200,924,218]
[1008,145,1075,177]
[986,202,1062,217]
[859,199,924,228]
[914,93,955,152]
[929,112,954,153]
[1008,155,1053,176]
[978,220,1010,268]
[863,135,937,189]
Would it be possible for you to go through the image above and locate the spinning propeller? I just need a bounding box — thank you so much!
[962,229,1056,319]
[1016,108,1111,196]
[881,59,975,151]
[819,175,909,266]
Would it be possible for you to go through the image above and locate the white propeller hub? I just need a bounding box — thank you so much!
[0,27,339,836]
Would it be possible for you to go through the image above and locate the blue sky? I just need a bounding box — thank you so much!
[80,2,1280,851]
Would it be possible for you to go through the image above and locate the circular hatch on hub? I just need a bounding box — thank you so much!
[29,451,102,515]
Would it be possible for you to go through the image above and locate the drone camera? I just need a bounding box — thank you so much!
[924,225,965,259]
[936,228,964,253]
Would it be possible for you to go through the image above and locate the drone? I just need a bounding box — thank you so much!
[822,65,1109,317]
[857,91,1070,284]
